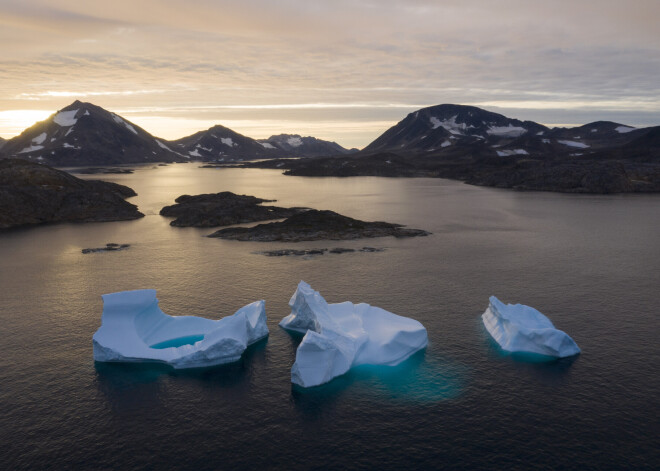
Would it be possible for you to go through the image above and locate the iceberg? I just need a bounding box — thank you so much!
[482,296,580,358]
[280,281,428,388]
[93,289,268,368]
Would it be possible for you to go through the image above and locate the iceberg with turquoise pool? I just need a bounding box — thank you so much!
[280,281,428,388]
[93,289,268,368]
[482,296,580,358]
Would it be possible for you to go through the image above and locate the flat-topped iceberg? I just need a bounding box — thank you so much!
[482,296,580,358]
[280,281,428,387]
[93,289,268,368]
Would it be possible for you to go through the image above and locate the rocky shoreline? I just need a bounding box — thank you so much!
[0,159,143,230]
[257,246,385,257]
[244,153,660,194]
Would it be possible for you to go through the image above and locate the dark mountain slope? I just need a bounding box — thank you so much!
[0,101,185,166]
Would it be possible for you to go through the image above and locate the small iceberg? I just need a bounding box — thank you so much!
[280,281,428,388]
[482,296,580,358]
[93,289,268,368]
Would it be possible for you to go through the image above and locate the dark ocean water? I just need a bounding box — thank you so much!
[1,165,658,470]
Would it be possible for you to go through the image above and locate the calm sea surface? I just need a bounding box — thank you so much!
[1,165,658,470]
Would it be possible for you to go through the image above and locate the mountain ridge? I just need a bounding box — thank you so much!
[258,134,357,157]
[244,103,660,193]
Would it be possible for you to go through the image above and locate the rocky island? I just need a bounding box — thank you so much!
[208,209,430,241]
[0,159,143,229]
[159,191,306,227]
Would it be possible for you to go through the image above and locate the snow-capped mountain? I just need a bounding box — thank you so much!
[171,125,279,161]
[255,104,659,193]
[363,104,548,154]
[258,134,357,157]
[362,104,654,160]
[0,101,185,166]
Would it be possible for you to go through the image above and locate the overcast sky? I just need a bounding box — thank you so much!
[1,0,659,148]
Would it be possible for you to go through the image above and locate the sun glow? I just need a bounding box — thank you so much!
[0,110,53,138]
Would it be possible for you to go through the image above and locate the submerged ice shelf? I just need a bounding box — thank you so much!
[280,281,428,388]
[482,296,580,358]
[93,289,268,368]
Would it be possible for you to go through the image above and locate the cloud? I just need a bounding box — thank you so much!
[0,0,658,146]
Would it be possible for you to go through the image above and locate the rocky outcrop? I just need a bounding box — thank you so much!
[159,191,306,227]
[0,159,143,229]
[82,243,130,254]
[208,209,430,241]
[257,247,384,256]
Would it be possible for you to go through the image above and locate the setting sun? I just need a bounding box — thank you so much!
[0,110,52,138]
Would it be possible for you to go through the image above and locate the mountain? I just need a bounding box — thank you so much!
[171,125,279,161]
[0,137,5,150]
[363,104,548,155]
[0,101,185,166]
[361,104,653,160]
[246,104,660,194]
[0,159,143,229]
[257,134,358,157]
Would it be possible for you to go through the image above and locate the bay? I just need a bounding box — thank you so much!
[1,164,658,470]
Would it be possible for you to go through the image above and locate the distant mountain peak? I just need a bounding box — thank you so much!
[172,124,275,161]
[258,134,354,157]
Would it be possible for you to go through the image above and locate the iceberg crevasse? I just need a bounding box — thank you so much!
[482,296,580,358]
[93,289,268,368]
[280,281,428,387]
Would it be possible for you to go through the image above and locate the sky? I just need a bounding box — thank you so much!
[1,0,659,148]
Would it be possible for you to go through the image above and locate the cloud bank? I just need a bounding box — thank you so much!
[1,0,658,147]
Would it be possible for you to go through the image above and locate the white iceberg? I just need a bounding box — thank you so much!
[280,281,428,388]
[482,296,580,358]
[93,289,268,368]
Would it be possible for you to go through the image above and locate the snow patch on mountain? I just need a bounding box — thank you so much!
[18,145,45,154]
[558,140,590,148]
[260,142,276,149]
[112,114,138,135]
[430,115,469,135]
[487,125,527,137]
[287,136,303,147]
[32,133,47,145]
[155,140,172,151]
[441,140,452,147]
[220,137,236,147]
[615,126,636,134]
[188,149,202,157]
[53,110,79,127]
[497,149,529,157]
